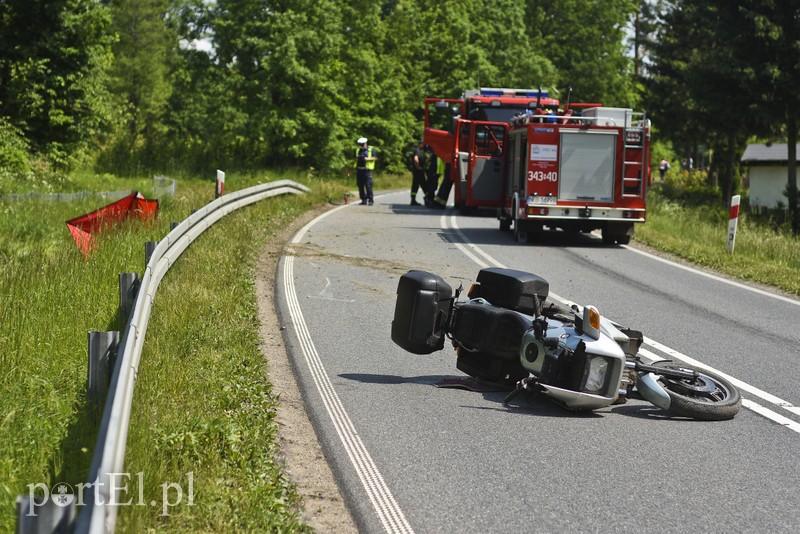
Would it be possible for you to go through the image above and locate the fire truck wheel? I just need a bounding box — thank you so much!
[601,229,631,245]
[513,223,527,243]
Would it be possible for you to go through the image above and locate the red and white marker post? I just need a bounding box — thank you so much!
[726,194,741,253]
[216,169,225,198]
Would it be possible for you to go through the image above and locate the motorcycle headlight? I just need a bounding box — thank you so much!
[583,356,610,393]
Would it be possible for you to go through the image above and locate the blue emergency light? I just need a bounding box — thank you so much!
[479,88,549,98]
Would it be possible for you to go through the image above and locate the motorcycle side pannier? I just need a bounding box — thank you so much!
[392,270,453,354]
[452,302,530,385]
[468,267,549,315]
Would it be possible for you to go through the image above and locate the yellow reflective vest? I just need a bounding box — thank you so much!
[355,147,377,170]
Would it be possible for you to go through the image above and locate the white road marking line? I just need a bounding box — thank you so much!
[443,215,800,433]
[443,215,490,268]
[283,256,414,534]
[741,399,800,432]
[639,344,800,418]
[621,242,800,307]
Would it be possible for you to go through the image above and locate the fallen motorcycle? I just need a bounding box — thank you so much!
[391,267,741,421]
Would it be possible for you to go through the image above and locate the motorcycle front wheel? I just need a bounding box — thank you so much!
[650,361,742,421]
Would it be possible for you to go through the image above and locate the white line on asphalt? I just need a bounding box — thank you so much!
[444,214,800,433]
[741,399,800,433]
[443,215,490,268]
[285,202,415,534]
[639,342,800,417]
[621,243,800,307]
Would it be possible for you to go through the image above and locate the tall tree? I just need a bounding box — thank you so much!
[525,0,639,106]
[210,0,346,169]
[647,0,799,227]
[734,0,800,234]
[629,0,664,77]
[0,0,115,165]
[107,0,174,164]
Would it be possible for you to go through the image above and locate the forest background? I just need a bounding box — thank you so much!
[0,0,798,231]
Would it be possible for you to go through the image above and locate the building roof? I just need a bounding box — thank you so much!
[741,144,800,164]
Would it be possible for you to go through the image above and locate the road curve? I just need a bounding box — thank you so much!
[276,190,800,533]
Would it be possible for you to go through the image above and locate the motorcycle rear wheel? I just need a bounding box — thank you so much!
[651,361,741,421]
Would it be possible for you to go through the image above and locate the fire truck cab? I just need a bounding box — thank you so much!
[424,88,561,214]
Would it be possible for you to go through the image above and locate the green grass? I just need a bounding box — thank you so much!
[117,184,313,531]
[636,193,800,297]
[0,168,411,532]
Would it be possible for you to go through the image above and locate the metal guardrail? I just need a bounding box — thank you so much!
[3,176,177,203]
[24,179,310,534]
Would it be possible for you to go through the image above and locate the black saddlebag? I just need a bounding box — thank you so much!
[467,268,549,315]
[452,301,530,385]
[391,270,453,354]
[452,302,530,359]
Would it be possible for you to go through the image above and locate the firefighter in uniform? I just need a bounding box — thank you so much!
[410,140,428,205]
[354,137,376,205]
[424,146,445,207]
[430,162,451,209]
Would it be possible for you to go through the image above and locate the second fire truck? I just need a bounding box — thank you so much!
[423,88,651,244]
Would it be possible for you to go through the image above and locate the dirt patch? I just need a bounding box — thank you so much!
[286,241,412,275]
[253,204,359,533]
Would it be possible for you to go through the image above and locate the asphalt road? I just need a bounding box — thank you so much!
[275,190,800,534]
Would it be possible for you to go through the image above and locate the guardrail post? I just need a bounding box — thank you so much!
[145,241,157,266]
[119,272,140,330]
[87,330,119,409]
[16,494,76,533]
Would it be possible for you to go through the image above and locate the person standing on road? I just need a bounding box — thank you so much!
[424,146,443,207]
[410,140,427,206]
[355,137,376,205]
[430,162,452,209]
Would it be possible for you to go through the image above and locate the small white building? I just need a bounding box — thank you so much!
[741,143,799,211]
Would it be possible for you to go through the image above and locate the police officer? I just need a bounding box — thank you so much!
[354,137,376,205]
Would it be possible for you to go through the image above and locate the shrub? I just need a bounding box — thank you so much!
[0,117,32,177]
[655,168,722,205]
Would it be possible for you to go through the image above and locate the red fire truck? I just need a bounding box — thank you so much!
[423,88,650,244]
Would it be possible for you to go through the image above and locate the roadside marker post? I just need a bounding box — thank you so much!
[216,169,225,198]
[726,194,741,253]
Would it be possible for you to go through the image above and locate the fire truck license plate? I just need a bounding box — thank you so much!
[531,196,557,205]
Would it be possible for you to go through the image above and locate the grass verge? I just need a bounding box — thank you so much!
[635,193,800,297]
[0,168,407,532]
[117,185,313,531]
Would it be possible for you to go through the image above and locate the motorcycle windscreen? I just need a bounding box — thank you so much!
[558,131,616,202]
